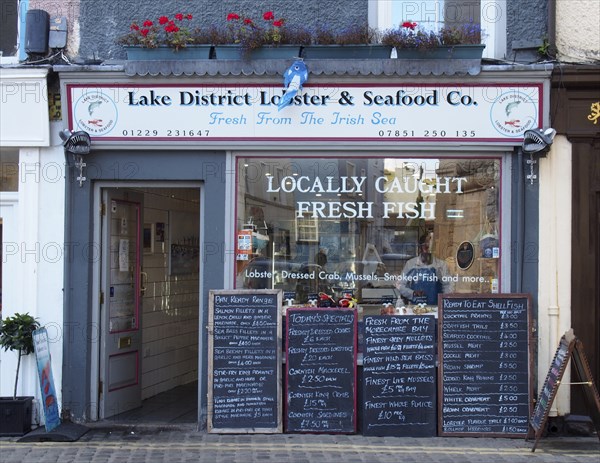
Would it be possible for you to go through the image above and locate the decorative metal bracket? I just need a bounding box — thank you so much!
[59,129,91,187]
[526,153,537,185]
[74,155,87,187]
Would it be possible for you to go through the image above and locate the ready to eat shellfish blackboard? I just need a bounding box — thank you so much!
[285,308,357,433]
[438,294,532,437]
[208,289,282,433]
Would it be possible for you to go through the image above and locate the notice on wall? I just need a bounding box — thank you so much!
[362,315,437,437]
[438,294,531,437]
[285,308,357,433]
[208,289,282,433]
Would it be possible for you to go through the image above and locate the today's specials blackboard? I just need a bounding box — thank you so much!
[208,289,282,433]
[438,294,532,437]
[285,308,357,433]
[362,315,437,437]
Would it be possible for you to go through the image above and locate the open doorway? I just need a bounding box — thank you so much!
[96,186,201,424]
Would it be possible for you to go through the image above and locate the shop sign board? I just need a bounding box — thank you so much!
[285,308,357,433]
[32,328,61,432]
[362,315,437,437]
[65,83,542,144]
[529,330,600,451]
[208,289,282,433]
[438,294,532,437]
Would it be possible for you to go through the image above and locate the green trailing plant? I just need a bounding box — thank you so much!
[537,37,555,60]
[0,313,40,400]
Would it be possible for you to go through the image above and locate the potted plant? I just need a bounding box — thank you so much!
[303,24,392,59]
[118,13,213,60]
[0,312,40,436]
[214,11,309,60]
[382,20,485,59]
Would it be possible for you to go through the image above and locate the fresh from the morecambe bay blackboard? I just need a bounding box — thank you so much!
[362,315,436,437]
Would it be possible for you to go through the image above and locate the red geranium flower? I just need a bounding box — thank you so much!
[273,20,283,27]
[402,21,417,30]
[243,18,253,25]
[165,22,180,33]
[119,12,199,50]
[263,11,275,21]
[227,12,240,21]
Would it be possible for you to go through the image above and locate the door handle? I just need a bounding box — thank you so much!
[140,271,148,295]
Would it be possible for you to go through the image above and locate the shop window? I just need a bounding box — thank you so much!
[0,150,19,191]
[235,156,502,313]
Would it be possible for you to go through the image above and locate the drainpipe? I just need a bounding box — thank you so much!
[61,144,74,421]
[515,148,524,293]
[548,0,556,55]
[59,129,91,421]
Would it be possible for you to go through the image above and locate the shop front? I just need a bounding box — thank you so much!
[58,63,550,430]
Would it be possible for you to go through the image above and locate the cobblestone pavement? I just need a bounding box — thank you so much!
[1,425,598,463]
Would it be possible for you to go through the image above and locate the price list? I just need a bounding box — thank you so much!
[362,315,437,437]
[208,290,282,433]
[285,308,357,433]
[438,295,531,437]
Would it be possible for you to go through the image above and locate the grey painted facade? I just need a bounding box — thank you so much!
[77,0,550,62]
[80,0,369,60]
[56,0,547,426]
[506,0,550,61]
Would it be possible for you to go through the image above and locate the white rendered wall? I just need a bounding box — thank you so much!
[537,136,573,416]
[0,133,65,425]
[555,0,600,63]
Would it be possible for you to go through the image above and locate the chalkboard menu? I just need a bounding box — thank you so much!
[362,315,437,437]
[530,331,573,434]
[208,289,282,433]
[438,294,531,437]
[529,330,600,451]
[286,308,357,433]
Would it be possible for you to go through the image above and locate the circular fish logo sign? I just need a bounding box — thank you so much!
[73,91,118,136]
[490,91,538,137]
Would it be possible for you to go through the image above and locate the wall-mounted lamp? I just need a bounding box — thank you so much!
[521,127,556,184]
[59,129,91,187]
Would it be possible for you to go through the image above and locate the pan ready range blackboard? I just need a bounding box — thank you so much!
[362,315,437,437]
[285,308,357,433]
[208,290,282,433]
[438,294,532,437]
